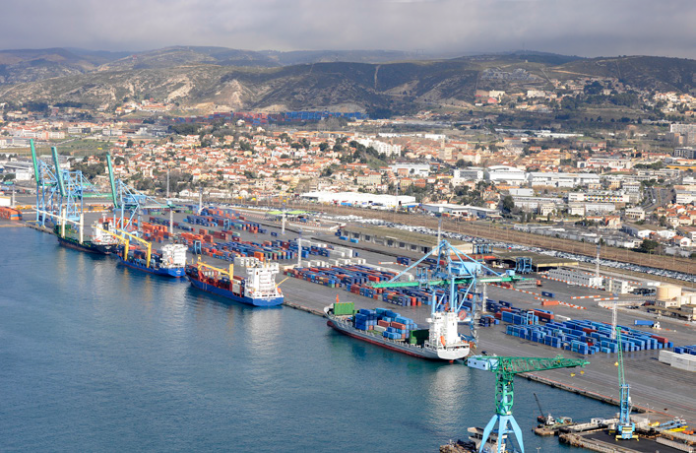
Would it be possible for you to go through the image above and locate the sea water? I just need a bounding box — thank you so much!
[0,228,614,452]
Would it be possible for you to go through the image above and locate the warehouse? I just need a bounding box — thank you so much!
[299,191,417,209]
[420,203,498,219]
[548,268,603,288]
[339,225,473,255]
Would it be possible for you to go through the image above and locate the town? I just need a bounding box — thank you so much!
[2,77,696,265]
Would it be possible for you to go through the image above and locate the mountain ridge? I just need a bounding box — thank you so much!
[1,49,694,115]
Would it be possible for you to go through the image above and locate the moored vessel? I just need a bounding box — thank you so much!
[325,302,470,361]
[118,243,187,278]
[55,220,119,255]
[185,259,284,307]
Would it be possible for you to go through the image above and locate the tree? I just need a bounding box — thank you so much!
[170,124,200,135]
[126,139,134,148]
[319,142,329,152]
[638,239,659,254]
[501,195,515,214]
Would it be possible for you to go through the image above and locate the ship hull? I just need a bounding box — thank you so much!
[119,258,185,278]
[57,236,115,255]
[326,311,469,361]
[187,276,284,307]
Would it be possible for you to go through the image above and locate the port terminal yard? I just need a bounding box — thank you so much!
[5,202,696,448]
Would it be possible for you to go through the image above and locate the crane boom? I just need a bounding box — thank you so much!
[106,152,119,209]
[195,257,234,279]
[118,229,153,267]
[367,239,523,345]
[533,393,545,419]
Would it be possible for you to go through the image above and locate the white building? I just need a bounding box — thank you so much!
[390,163,430,177]
[513,197,563,212]
[606,278,631,294]
[625,208,646,221]
[548,268,603,288]
[527,172,600,188]
[356,138,402,157]
[509,188,534,197]
[300,191,416,209]
[452,167,485,183]
[420,203,498,219]
[486,165,527,185]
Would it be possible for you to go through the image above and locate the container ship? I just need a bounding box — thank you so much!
[118,244,188,278]
[185,259,284,307]
[55,221,119,255]
[325,302,470,361]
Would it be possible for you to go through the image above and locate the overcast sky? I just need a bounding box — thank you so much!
[2,0,695,58]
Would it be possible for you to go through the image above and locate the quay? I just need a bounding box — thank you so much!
[11,207,696,431]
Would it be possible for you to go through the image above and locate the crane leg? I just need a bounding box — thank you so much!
[479,415,524,453]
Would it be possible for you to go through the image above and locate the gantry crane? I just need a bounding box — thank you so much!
[467,355,590,453]
[372,239,524,344]
[30,139,60,227]
[615,327,635,440]
[97,226,154,268]
[106,152,163,230]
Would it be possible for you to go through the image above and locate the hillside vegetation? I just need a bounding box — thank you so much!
[1,47,695,114]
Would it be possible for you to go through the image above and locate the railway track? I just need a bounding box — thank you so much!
[255,202,696,277]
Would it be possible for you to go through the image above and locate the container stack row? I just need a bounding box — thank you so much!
[659,348,696,371]
[179,235,300,262]
[352,308,419,342]
[284,265,432,307]
[506,317,674,355]
[673,345,696,355]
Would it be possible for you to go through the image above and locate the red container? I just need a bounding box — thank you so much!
[391,322,406,330]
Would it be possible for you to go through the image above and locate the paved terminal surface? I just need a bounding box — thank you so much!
[586,431,684,453]
[33,209,696,425]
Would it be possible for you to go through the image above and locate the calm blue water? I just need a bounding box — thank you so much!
[0,228,614,452]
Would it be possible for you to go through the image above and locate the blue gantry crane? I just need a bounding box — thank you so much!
[106,152,163,230]
[372,239,523,344]
[30,139,60,227]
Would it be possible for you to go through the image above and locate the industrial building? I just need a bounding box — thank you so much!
[339,225,473,255]
[299,191,417,209]
[420,203,498,219]
[493,251,578,271]
[485,165,527,185]
[605,278,631,294]
[547,268,603,288]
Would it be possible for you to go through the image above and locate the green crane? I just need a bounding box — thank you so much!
[467,354,590,453]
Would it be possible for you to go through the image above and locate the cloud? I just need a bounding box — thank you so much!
[0,0,694,58]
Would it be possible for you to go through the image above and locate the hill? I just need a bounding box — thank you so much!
[1,52,695,114]
[547,56,696,93]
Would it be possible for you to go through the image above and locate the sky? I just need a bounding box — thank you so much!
[1,0,696,58]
